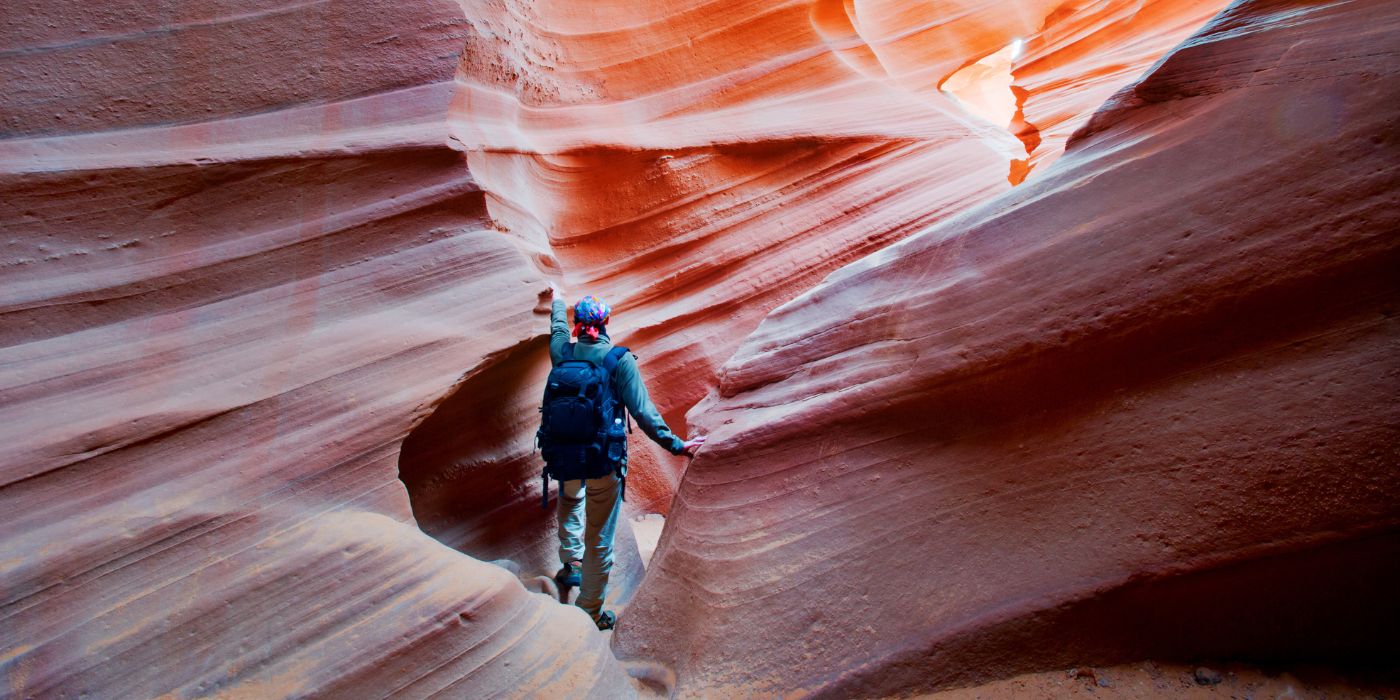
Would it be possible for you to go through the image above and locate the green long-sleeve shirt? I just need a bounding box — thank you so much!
[550,299,686,455]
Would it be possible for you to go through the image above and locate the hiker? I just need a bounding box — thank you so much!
[538,286,705,630]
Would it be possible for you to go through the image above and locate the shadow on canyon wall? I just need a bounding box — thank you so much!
[826,528,1400,699]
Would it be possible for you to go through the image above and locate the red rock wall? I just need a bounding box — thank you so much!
[441,0,1226,517]
[617,0,1400,695]
[444,0,1020,514]
[9,0,1360,696]
[1010,0,1230,174]
[0,1,636,696]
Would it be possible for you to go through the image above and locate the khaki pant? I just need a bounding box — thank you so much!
[556,472,621,618]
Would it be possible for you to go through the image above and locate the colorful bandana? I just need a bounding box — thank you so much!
[573,295,611,341]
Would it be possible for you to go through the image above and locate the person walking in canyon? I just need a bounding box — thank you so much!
[538,285,705,630]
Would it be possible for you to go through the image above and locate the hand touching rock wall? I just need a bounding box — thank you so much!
[444,0,1227,515]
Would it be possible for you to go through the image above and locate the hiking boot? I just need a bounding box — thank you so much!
[554,560,582,588]
[593,610,616,631]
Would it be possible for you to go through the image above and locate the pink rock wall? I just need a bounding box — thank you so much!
[7,0,1384,696]
[442,0,1227,516]
[0,1,636,696]
[617,0,1400,695]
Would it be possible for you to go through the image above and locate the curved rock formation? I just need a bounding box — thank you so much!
[1010,0,1231,173]
[445,1,1017,512]
[0,1,635,696]
[8,0,1389,696]
[445,0,1227,514]
[617,0,1400,695]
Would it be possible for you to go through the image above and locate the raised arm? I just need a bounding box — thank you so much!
[549,298,571,364]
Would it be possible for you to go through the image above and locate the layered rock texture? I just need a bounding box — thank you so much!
[445,0,1230,513]
[619,0,1400,696]
[4,0,1396,697]
[1009,0,1235,173]
[0,1,635,696]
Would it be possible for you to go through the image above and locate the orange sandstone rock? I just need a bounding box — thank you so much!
[617,0,1400,695]
[445,0,1222,514]
[1011,0,1229,173]
[4,0,1362,696]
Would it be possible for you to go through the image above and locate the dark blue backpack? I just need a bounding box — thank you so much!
[537,344,630,508]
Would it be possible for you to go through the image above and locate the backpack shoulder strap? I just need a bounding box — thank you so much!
[602,346,629,375]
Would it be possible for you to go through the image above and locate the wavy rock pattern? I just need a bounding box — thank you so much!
[444,0,1020,513]
[5,0,1379,696]
[0,0,635,696]
[618,0,1400,696]
[445,0,1226,514]
[1010,0,1229,173]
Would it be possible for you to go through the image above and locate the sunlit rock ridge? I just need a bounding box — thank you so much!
[2,0,1395,698]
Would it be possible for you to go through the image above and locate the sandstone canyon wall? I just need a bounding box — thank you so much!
[4,0,1394,697]
[1009,0,1233,174]
[438,0,1230,521]
[618,0,1400,696]
[0,1,635,696]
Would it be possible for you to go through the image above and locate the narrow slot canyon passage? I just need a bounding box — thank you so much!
[395,1,1227,619]
[4,0,1398,696]
[941,39,1025,129]
[395,329,664,622]
[940,39,1039,185]
[395,1,1396,696]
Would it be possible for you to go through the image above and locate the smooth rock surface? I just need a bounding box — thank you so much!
[0,0,637,696]
[919,660,1399,700]
[617,1,1400,696]
[6,0,1390,697]
[1010,0,1229,174]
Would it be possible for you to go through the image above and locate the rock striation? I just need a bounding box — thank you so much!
[1010,0,1232,174]
[0,0,635,696]
[617,0,1400,696]
[6,0,1391,697]
[445,0,1227,514]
